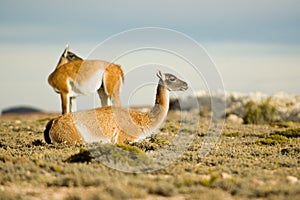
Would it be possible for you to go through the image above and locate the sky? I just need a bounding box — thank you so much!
[0,0,300,112]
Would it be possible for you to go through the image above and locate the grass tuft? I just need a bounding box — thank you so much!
[223,132,239,137]
[87,143,152,168]
[32,139,44,146]
[130,134,170,151]
[256,134,289,145]
[64,148,94,163]
[271,128,300,138]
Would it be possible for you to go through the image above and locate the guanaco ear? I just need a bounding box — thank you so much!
[156,70,165,81]
[63,44,69,58]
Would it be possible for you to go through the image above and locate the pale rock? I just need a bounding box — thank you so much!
[286,175,298,184]
[221,172,232,179]
[226,114,244,124]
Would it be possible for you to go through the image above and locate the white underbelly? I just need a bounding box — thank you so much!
[68,69,104,96]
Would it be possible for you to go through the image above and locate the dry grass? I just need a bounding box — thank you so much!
[0,111,299,200]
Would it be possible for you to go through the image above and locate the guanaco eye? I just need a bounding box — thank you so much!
[169,76,176,81]
[68,54,75,60]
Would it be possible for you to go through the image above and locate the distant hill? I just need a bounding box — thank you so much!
[1,106,43,115]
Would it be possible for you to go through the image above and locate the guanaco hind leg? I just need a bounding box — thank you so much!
[102,65,123,107]
[97,86,109,106]
[70,97,77,112]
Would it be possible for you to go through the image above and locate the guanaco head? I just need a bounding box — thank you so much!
[157,70,188,91]
[56,44,83,68]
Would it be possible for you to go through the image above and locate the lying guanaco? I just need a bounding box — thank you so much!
[48,44,124,114]
[44,71,188,144]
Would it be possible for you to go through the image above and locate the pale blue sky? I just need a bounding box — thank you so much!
[0,0,299,112]
[1,0,300,44]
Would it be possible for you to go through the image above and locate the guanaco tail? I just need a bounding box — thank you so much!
[44,71,188,144]
[48,44,124,114]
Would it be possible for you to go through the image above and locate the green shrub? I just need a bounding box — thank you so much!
[243,98,277,124]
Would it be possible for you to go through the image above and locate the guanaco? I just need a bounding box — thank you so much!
[48,44,124,114]
[44,71,188,144]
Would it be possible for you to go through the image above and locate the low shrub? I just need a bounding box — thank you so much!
[243,98,277,124]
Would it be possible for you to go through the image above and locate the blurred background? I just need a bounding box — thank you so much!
[1,0,299,112]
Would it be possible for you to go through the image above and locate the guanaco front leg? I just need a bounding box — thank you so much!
[60,93,70,114]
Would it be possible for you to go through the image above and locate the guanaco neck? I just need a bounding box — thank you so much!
[150,81,170,121]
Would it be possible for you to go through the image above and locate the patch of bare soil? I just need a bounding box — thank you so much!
[0,112,299,200]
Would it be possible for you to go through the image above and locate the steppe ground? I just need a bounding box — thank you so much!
[0,111,299,200]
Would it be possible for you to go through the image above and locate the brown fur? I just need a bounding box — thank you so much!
[103,64,124,106]
[48,60,124,114]
[45,107,151,144]
[44,72,188,145]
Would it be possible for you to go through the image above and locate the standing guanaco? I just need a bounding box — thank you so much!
[48,44,124,114]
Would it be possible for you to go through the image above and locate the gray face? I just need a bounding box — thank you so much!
[56,47,84,68]
[64,51,83,62]
[163,73,188,91]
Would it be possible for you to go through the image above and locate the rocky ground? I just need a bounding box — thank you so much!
[0,111,299,200]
